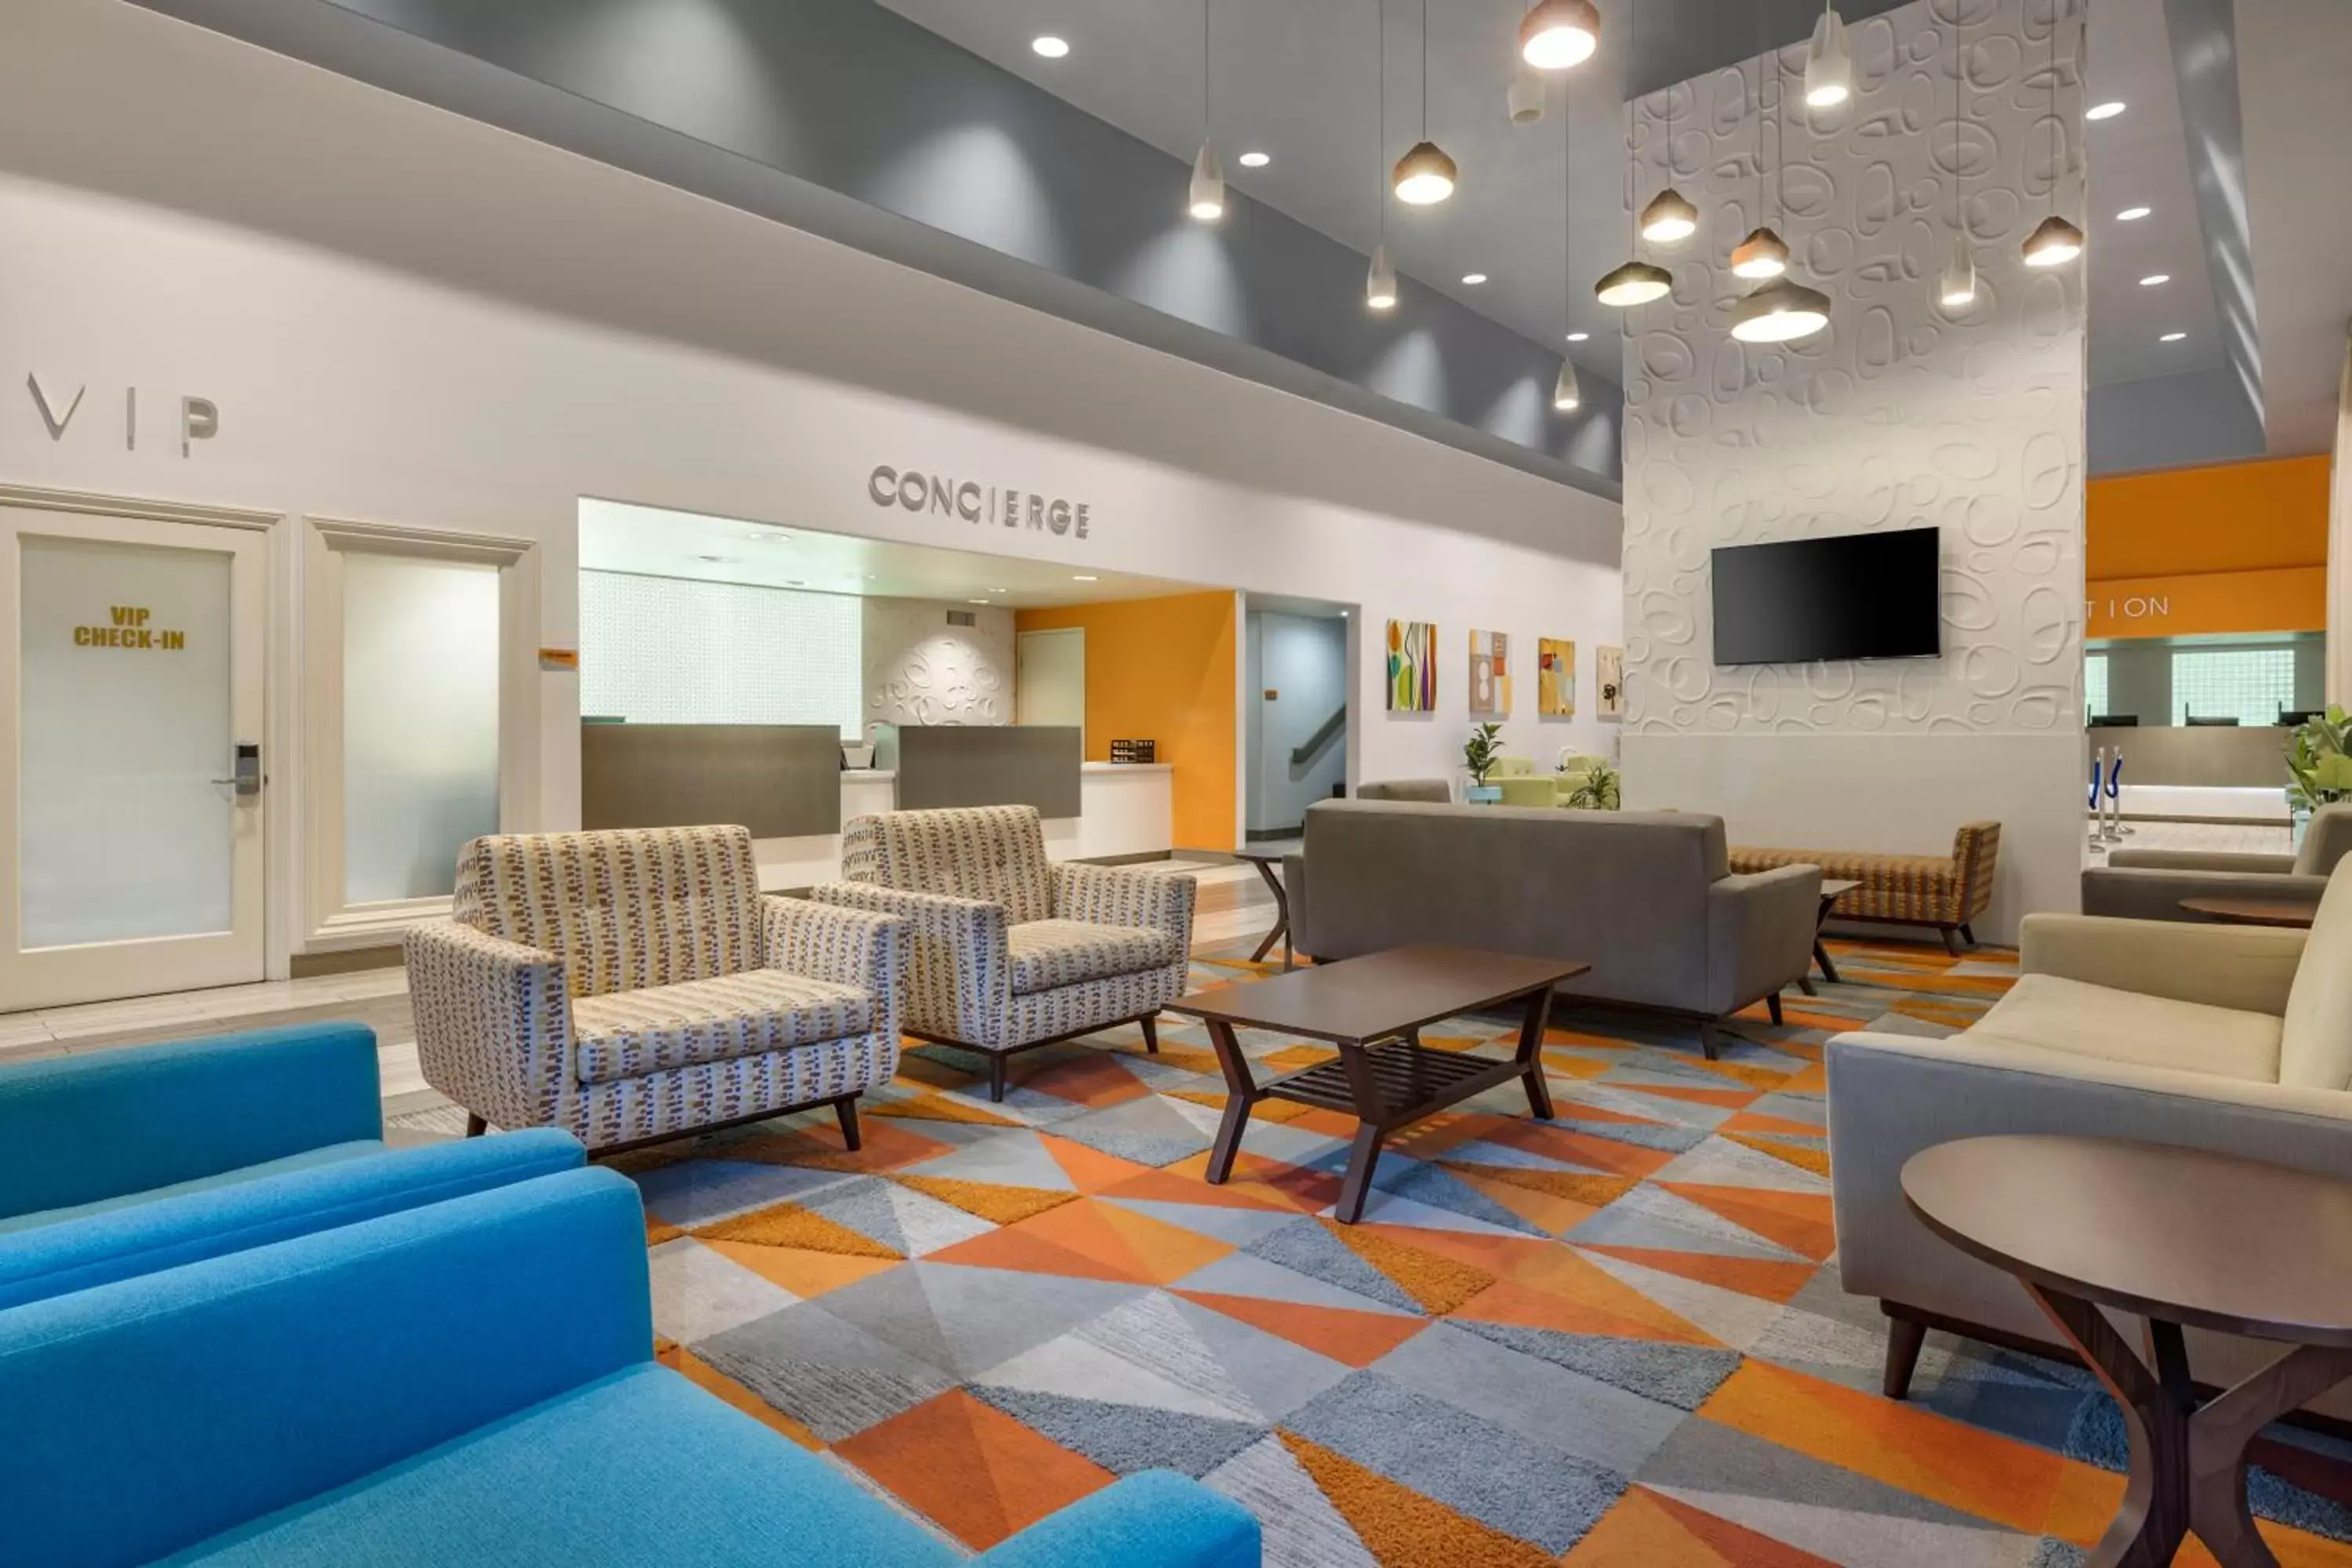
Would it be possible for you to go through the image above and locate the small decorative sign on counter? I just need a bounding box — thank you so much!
[1109,739,1157,764]
[539,647,579,673]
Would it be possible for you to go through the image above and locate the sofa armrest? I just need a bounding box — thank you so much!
[2081,866,2328,924]
[1054,862,1197,949]
[2106,848,2299,875]
[1705,863,1821,1014]
[972,1471,1261,1568]
[811,883,1010,1047]
[402,920,574,1133]
[762,897,906,1036]
[0,1167,652,1568]
[1827,1031,2352,1344]
[2020,913,2305,1015]
[0,1022,382,1223]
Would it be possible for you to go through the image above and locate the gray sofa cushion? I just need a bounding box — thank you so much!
[1356,779,1453,804]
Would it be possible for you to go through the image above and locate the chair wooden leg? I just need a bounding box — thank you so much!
[464,1113,488,1138]
[1960,922,1977,949]
[1140,1012,1160,1054]
[1940,925,1965,957]
[1698,1020,1722,1061]
[1766,993,1784,1027]
[1884,1309,1929,1399]
[834,1096,862,1152]
[987,1053,1008,1103]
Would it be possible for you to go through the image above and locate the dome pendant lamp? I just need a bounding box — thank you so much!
[1392,0,1456,205]
[1730,276,1832,343]
[1639,188,1698,245]
[1188,1,1225,222]
[1595,260,1672,307]
[1804,0,1852,111]
[1519,0,1599,71]
[1732,228,1790,279]
[2020,2,2082,267]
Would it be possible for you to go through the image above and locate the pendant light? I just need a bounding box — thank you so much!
[2021,0,2081,267]
[1639,73,1697,245]
[1730,49,1829,342]
[1554,80,1581,410]
[1595,0,1670,307]
[1554,358,1582,410]
[1804,0,1852,110]
[1188,1,1225,222]
[1731,54,1788,278]
[1936,9,1976,308]
[1367,2,1397,310]
[1368,245,1399,310]
[1519,0,1599,71]
[1508,69,1545,125]
[1392,0,1455,205]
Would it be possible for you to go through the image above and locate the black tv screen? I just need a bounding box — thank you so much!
[1711,528,1942,666]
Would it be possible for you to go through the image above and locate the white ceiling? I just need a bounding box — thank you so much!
[879,0,2225,391]
[577,499,1207,608]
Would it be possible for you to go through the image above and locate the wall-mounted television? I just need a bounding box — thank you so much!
[1711,527,1942,666]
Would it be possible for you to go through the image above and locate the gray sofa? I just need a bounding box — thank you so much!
[2082,802,2352,922]
[1283,800,1820,1057]
[1356,779,1453,803]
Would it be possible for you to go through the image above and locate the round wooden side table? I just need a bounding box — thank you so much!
[2177,898,2318,929]
[1904,1135,2352,1567]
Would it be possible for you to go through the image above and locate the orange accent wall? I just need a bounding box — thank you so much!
[2085,456,2331,639]
[1015,593,1236,851]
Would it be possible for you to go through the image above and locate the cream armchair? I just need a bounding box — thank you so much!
[1828,858,2352,1410]
[2082,801,2352,922]
[405,826,905,1154]
[812,806,1195,1102]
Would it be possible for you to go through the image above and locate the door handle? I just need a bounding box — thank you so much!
[214,742,263,797]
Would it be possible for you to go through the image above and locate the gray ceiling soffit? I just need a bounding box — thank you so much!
[131,0,1622,499]
[1621,0,1912,100]
[2159,0,2263,423]
[2088,365,2267,474]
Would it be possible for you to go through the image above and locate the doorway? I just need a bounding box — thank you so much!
[1243,595,1352,840]
[0,500,270,1011]
[1016,627,1087,742]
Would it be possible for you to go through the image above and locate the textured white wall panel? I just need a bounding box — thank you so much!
[861,598,1015,728]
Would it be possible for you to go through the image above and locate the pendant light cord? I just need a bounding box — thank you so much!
[1377,0,1387,244]
[1420,0,1429,138]
[1203,0,1210,139]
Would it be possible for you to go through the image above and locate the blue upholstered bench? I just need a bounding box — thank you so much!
[0,1167,1262,1567]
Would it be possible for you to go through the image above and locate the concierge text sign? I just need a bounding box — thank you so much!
[868,464,1092,540]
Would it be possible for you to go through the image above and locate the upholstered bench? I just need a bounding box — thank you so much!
[1730,821,2001,955]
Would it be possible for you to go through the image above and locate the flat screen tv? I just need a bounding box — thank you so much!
[1711,527,1941,666]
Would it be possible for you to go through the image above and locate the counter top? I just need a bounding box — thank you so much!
[1083,760,1173,774]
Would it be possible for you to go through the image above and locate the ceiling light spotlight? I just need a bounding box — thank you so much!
[1367,244,1399,310]
[1031,35,1070,59]
[1595,260,1672,307]
[1639,188,1698,245]
[2140,273,2170,286]
[2086,100,2125,120]
[2117,205,2151,222]
[1392,140,1457,205]
[1237,150,1271,168]
[1803,1,1852,109]
[1731,227,1790,280]
[2161,331,2187,342]
[1189,142,1226,222]
[1730,276,1832,343]
[1553,358,1581,411]
[1461,272,1488,285]
[1072,574,1099,582]
[1566,330,1590,341]
[967,599,992,607]
[1937,234,1978,309]
[2022,213,2085,267]
[1519,0,1600,70]
[1508,69,1545,125]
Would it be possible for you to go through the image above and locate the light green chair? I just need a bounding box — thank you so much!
[1489,756,1541,779]
[1495,775,1559,808]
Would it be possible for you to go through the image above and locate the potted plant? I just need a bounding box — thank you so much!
[2287,706,2352,844]
[1462,721,1504,803]
[1564,759,1621,811]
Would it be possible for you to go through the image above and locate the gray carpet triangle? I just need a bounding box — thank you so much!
[1453,1321,1742,1411]
[970,1386,1268,1478]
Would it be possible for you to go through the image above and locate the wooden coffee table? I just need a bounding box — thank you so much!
[1803,877,1862,994]
[2178,897,2318,929]
[1166,946,1588,1224]
[1904,1136,2352,1567]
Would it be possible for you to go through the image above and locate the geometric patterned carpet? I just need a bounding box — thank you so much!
[615,936,2352,1566]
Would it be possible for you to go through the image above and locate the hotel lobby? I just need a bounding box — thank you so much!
[5,0,2352,1563]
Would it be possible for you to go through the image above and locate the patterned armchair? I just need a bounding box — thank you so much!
[812,806,1195,1102]
[1731,821,2002,955]
[405,826,905,1153]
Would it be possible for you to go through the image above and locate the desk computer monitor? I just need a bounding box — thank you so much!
[2088,714,2138,728]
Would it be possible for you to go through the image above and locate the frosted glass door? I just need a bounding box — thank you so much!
[1,508,267,1011]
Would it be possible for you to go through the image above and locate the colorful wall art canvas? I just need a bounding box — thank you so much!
[1537,638,1576,718]
[1596,644,1625,720]
[1386,619,1436,713]
[1468,630,1510,717]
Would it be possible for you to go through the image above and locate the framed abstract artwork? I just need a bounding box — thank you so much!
[1596,644,1625,720]
[1468,630,1510,717]
[1386,619,1436,713]
[1537,638,1576,718]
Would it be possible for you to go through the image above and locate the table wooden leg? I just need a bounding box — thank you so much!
[1330,1040,1390,1225]
[1248,858,1290,964]
[1814,938,1842,986]
[1514,985,1556,1120]
[1203,1019,1258,1185]
[2028,1283,2190,1568]
[2185,1340,2352,1566]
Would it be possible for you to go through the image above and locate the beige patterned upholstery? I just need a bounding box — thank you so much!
[1731,822,2001,953]
[406,826,905,1151]
[814,806,1195,1100]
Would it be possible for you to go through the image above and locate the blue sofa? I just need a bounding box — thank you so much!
[0,1167,1262,1567]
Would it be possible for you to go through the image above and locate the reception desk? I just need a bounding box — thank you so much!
[2086,726,2294,822]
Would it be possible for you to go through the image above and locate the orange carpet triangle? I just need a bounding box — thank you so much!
[1174,1289,1427,1367]
[1037,1133,1162,1194]
[1661,1184,1837,1261]
[1323,1220,1495,1315]
[703,1240,899,1300]
[1726,1133,1831,1178]
[890,1174,1078,1226]
[1278,1431,1557,1568]
[1576,1244,1818,1304]
[692,1201,900,1258]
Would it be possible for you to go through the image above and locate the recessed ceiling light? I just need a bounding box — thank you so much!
[2086,100,2126,120]
[2117,205,2151,222]
[1073,574,1098,582]
[967,598,992,606]
[2140,274,2170,286]
[1030,35,1069,59]
[746,528,790,543]
[2161,331,2187,342]
[784,579,805,587]
[988,587,1007,593]
[691,554,739,564]
[1566,331,1590,342]
[1237,150,1271,169]
[1461,272,1488,285]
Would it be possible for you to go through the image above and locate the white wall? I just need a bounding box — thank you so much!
[860,597,1016,731]
[1247,612,1348,833]
[579,570,864,733]
[1619,0,2087,940]
[0,0,1621,907]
